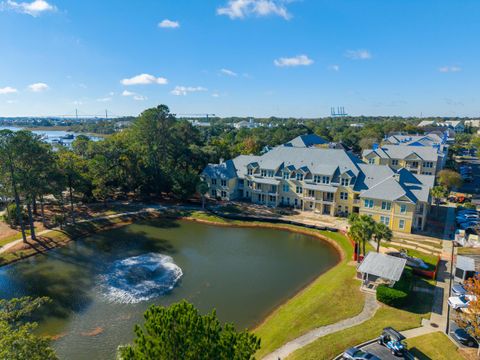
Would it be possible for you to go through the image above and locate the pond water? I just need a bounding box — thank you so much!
[0,219,340,359]
[0,126,101,146]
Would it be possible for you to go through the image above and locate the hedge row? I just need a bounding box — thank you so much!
[376,268,413,307]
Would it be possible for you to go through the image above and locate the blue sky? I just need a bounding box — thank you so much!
[0,0,479,118]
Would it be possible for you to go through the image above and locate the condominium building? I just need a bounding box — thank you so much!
[202,145,434,233]
[362,144,444,175]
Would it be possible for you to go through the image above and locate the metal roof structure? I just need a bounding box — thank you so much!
[358,252,407,282]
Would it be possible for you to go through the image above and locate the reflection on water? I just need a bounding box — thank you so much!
[0,219,340,360]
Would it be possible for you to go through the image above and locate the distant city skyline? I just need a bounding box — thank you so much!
[0,0,479,117]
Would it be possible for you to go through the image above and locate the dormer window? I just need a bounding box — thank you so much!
[248,168,253,175]
[314,175,321,183]
[322,176,330,184]
[261,169,267,177]
[283,171,289,179]
[267,170,274,177]
[391,159,399,166]
[341,178,349,186]
[369,158,375,164]
[296,173,304,181]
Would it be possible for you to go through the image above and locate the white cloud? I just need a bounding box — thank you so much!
[212,93,220,98]
[345,49,372,60]
[274,54,313,67]
[1,0,56,16]
[220,68,238,77]
[0,86,18,95]
[158,19,180,28]
[439,65,462,73]
[121,73,168,86]
[217,0,291,20]
[96,97,112,102]
[28,82,49,92]
[122,90,135,96]
[171,86,207,96]
[122,90,146,100]
[328,64,340,71]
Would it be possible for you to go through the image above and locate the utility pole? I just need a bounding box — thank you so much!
[105,109,108,120]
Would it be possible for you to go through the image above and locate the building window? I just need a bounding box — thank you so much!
[211,179,217,185]
[269,195,275,202]
[341,178,349,186]
[296,173,304,181]
[399,219,405,229]
[380,216,390,225]
[364,199,374,208]
[369,158,375,164]
[248,168,253,175]
[211,189,217,197]
[261,169,267,176]
[391,159,399,166]
[221,191,227,198]
[221,179,227,187]
[283,184,289,192]
[294,198,298,206]
[247,181,253,188]
[424,161,433,168]
[400,204,407,214]
[296,186,303,194]
[340,192,348,200]
[314,175,321,183]
[322,176,330,184]
[308,190,315,197]
[283,171,289,179]
[381,201,391,211]
[270,185,277,193]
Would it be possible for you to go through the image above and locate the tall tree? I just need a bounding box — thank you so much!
[373,222,393,252]
[430,186,447,214]
[437,169,463,191]
[348,214,375,260]
[118,301,260,360]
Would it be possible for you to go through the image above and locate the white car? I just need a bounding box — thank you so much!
[448,295,476,310]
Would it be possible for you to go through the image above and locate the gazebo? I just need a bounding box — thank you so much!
[358,252,407,291]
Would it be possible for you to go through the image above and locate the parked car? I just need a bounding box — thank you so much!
[342,347,380,360]
[459,221,480,230]
[377,327,408,356]
[456,214,479,222]
[448,295,476,310]
[453,328,477,347]
[452,283,467,296]
[458,209,479,215]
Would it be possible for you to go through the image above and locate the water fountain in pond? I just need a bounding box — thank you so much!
[99,253,183,304]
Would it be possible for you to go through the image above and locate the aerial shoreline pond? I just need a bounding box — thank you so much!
[0,218,340,360]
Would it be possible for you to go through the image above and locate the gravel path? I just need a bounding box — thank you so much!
[262,294,379,360]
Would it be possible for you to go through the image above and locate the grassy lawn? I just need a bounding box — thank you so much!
[408,332,465,360]
[287,280,434,360]
[253,230,365,358]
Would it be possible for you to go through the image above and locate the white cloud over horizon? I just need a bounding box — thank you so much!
[122,90,147,101]
[171,86,207,96]
[217,0,291,20]
[158,19,180,28]
[274,54,313,67]
[121,73,168,86]
[0,86,18,95]
[28,82,49,92]
[1,0,56,16]
[439,65,462,73]
[345,49,372,60]
[328,64,340,71]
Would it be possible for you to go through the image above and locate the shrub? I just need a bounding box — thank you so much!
[4,203,27,228]
[376,268,413,307]
[376,285,408,307]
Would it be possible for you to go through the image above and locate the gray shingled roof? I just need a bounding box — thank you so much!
[255,146,362,177]
[358,252,406,282]
[385,134,443,146]
[285,134,328,147]
[363,145,439,162]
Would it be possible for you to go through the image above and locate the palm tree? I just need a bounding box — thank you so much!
[348,214,375,261]
[373,222,393,252]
